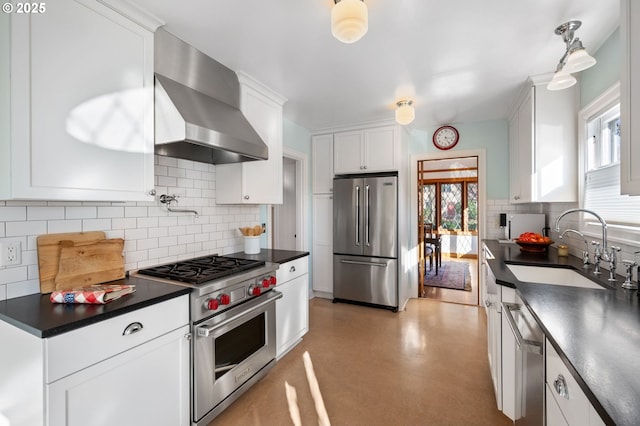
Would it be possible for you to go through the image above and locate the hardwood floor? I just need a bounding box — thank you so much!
[211,298,511,425]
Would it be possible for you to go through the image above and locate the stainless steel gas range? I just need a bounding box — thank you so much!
[137,255,281,425]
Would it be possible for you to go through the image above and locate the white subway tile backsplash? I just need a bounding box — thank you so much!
[98,206,125,218]
[157,176,177,187]
[0,206,27,221]
[27,207,65,220]
[112,218,138,230]
[82,219,112,232]
[0,266,28,285]
[66,206,97,219]
[157,156,178,167]
[0,156,261,299]
[47,220,82,234]
[7,279,40,298]
[137,238,159,250]
[125,206,148,218]
[158,236,178,247]
[7,221,47,236]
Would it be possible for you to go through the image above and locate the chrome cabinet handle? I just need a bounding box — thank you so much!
[123,321,143,336]
[502,302,542,354]
[554,374,569,399]
[244,195,250,200]
[355,185,360,246]
[289,265,296,272]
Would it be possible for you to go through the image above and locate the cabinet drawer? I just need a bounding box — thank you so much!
[276,256,309,284]
[546,339,592,425]
[45,295,188,383]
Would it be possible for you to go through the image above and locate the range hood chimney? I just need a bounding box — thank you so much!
[154,28,268,164]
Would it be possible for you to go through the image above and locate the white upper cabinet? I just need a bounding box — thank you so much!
[621,0,640,195]
[312,133,334,194]
[216,72,286,204]
[509,77,578,203]
[333,125,399,174]
[1,0,160,201]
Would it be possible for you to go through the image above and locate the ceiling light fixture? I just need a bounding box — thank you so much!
[331,0,368,44]
[547,20,597,91]
[395,100,415,125]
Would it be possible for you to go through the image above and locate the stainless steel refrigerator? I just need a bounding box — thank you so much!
[333,173,398,311]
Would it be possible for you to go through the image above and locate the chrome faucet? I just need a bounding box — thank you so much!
[607,246,621,282]
[559,228,589,265]
[555,208,614,274]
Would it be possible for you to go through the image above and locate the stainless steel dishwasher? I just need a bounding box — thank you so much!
[502,295,545,426]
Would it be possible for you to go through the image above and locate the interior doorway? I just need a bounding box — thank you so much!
[417,156,480,306]
[271,147,308,252]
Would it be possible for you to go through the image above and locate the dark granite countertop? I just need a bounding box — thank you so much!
[227,249,309,265]
[484,240,639,426]
[0,275,190,338]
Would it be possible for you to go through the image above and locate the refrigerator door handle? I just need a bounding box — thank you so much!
[365,184,371,247]
[340,259,388,267]
[355,185,361,246]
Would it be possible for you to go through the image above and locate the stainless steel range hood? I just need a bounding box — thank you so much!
[154,28,268,164]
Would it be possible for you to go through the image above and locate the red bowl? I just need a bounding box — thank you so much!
[514,239,554,253]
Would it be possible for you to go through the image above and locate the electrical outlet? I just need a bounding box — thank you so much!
[2,241,22,266]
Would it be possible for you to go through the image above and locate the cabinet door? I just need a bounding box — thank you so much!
[276,274,309,358]
[216,76,285,204]
[312,134,334,194]
[516,88,534,203]
[47,325,190,426]
[508,111,521,203]
[621,0,640,194]
[312,194,333,294]
[7,0,155,201]
[333,130,363,174]
[363,126,398,172]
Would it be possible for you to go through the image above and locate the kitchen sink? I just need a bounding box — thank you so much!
[506,264,606,290]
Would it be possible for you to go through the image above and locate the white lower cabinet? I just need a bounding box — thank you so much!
[500,286,517,421]
[47,324,190,426]
[276,256,309,358]
[0,295,190,426]
[546,339,605,426]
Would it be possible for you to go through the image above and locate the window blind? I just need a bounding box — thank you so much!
[584,164,640,224]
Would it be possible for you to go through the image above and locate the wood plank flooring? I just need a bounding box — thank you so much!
[211,298,511,425]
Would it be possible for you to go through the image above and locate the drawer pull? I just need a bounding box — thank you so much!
[123,321,144,336]
[290,266,296,273]
[554,374,569,399]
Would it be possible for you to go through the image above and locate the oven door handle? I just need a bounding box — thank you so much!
[502,302,542,355]
[196,291,282,338]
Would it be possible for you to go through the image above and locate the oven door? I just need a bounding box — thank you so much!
[193,290,282,423]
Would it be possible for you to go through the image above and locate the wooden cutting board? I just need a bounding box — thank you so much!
[54,239,125,290]
[37,231,106,293]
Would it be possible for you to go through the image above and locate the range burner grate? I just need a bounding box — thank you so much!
[137,255,265,284]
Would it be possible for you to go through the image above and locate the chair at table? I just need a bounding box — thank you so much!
[424,223,441,275]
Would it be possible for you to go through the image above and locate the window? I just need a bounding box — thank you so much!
[579,83,640,240]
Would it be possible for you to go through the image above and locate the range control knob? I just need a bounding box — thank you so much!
[262,278,270,288]
[219,294,231,305]
[269,276,277,286]
[249,285,261,296]
[205,298,219,311]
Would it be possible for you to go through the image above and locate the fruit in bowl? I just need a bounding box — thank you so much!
[514,232,554,253]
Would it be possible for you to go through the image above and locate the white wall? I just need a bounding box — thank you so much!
[0,155,260,300]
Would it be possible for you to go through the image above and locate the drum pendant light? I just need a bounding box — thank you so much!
[331,0,368,44]
[395,100,415,125]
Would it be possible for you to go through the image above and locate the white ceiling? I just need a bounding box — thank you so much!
[129,0,620,132]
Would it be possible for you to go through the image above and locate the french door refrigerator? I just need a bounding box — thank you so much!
[333,173,398,311]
